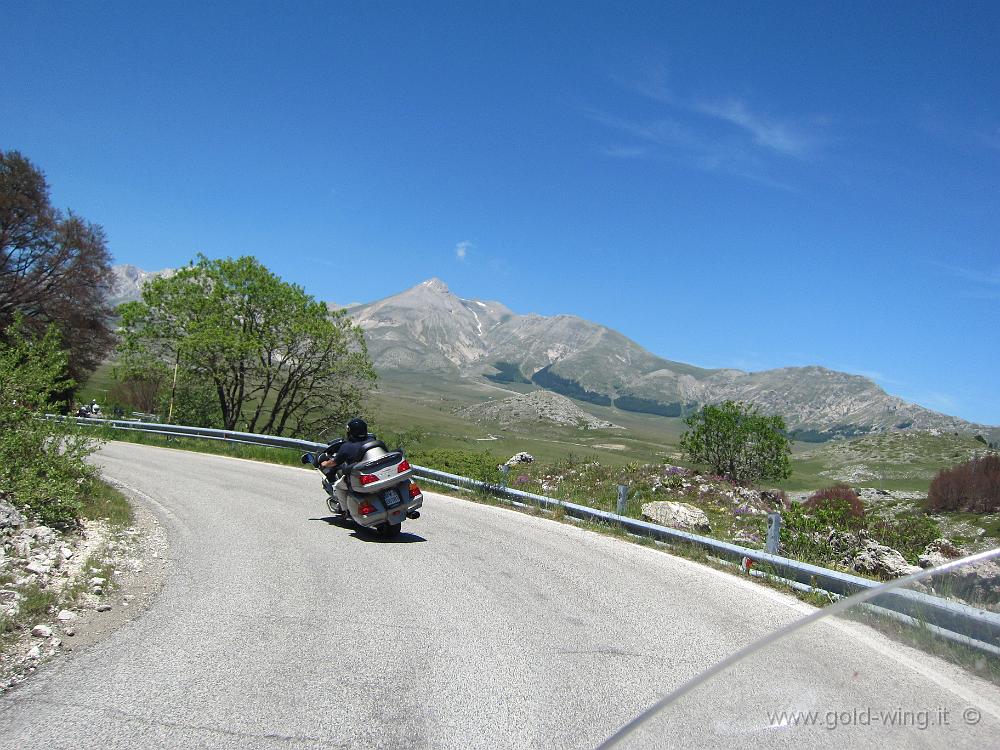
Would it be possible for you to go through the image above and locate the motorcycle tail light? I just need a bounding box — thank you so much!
[408,483,421,498]
[397,460,411,473]
[359,474,379,485]
[358,502,376,515]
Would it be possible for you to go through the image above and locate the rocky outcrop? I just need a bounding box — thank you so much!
[949,560,1000,610]
[641,501,711,532]
[918,538,962,569]
[0,508,148,691]
[503,452,534,467]
[0,499,25,531]
[458,391,621,430]
[828,529,921,579]
[852,541,921,579]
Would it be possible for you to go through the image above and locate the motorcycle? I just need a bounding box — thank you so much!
[302,435,423,538]
[76,403,102,418]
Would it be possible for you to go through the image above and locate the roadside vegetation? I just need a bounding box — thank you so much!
[0,318,98,527]
[0,319,134,665]
[927,454,1000,513]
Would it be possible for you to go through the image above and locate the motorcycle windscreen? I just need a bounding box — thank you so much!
[599,548,1000,750]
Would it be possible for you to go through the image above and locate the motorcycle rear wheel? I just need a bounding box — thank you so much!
[379,522,402,539]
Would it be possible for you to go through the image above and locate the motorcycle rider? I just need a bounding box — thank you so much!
[319,417,371,478]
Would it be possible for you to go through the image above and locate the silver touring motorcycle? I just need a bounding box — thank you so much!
[302,436,423,538]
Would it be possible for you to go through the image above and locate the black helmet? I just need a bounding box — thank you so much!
[346,417,368,440]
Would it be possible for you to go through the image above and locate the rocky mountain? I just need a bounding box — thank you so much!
[108,264,175,307]
[110,267,996,441]
[349,278,996,441]
[457,391,622,430]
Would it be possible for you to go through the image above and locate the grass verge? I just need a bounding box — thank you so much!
[80,478,135,527]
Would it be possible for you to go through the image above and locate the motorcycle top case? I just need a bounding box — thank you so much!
[348,450,414,493]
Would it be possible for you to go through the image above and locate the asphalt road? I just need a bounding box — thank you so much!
[1,441,998,749]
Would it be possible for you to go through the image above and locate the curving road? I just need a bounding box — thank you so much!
[1,442,998,748]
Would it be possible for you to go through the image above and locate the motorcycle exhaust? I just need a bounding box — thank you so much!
[407,511,421,520]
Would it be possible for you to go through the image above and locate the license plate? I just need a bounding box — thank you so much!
[382,489,402,508]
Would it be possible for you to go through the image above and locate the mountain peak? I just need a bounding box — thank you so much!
[109,263,176,306]
[420,278,450,294]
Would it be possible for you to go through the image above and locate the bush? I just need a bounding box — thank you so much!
[803,484,866,519]
[0,318,99,527]
[776,488,940,567]
[866,515,941,562]
[927,454,1000,513]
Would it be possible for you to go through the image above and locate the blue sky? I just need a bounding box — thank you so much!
[3,1,998,424]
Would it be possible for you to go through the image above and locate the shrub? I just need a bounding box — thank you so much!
[803,484,865,519]
[927,454,1000,513]
[775,486,940,567]
[866,515,941,562]
[0,318,99,527]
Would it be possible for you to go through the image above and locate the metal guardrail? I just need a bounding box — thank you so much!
[59,415,1000,654]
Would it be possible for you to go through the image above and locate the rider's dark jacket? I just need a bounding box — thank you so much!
[331,438,369,472]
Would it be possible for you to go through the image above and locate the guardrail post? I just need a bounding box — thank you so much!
[499,464,510,488]
[616,484,628,516]
[766,512,782,554]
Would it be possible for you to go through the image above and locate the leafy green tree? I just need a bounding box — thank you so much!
[164,369,223,428]
[0,150,115,388]
[0,316,98,526]
[680,400,792,485]
[116,255,376,437]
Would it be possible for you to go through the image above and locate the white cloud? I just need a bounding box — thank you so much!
[591,71,827,187]
[693,98,817,157]
[589,107,794,190]
[928,261,1000,299]
[455,241,472,261]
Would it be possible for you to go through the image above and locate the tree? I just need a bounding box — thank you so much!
[116,255,376,437]
[0,150,115,387]
[680,400,792,485]
[108,360,171,416]
[0,316,98,526]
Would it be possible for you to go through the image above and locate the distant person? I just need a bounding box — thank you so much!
[90,400,101,416]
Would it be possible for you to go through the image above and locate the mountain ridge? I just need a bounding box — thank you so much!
[108,265,996,440]
[345,277,994,440]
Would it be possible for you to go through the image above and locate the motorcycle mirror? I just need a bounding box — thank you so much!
[301,452,315,465]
